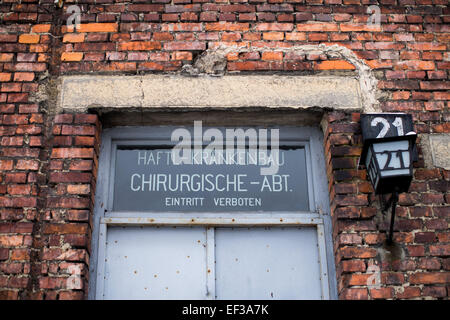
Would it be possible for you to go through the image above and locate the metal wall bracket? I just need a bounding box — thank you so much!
[380,192,399,244]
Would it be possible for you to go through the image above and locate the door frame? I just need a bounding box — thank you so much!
[89,125,338,300]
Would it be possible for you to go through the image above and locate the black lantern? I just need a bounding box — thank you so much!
[360,113,417,195]
[360,113,417,244]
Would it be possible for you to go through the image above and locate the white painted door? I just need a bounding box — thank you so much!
[102,226,323,300]
[215,227,322,299]
[104,226,207,300]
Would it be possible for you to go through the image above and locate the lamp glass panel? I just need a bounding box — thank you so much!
[373,140,410,171]
[380,169,410,177]
[402,151,410,167]
[374,152,389,169]
[373,140,409,152]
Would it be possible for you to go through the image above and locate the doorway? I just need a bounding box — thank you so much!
[90,125,336,300]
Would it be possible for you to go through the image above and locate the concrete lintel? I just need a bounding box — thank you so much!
[58,74,363,113]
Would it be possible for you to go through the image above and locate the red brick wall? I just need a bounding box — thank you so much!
[0,0,449,299]
[324,111,449,299]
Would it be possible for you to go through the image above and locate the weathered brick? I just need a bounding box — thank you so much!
[316,60,355,70]
[67,184,90,195]
[163,41,206,50]
[297,23,338,32]
[429,245,450,257]
[48,172,92,183]
[409,272,450,285]
[18,34,40,44]
[342,260,366,272]
[68,160,93,171]
[46,197,90,209]
[370,287,393,299]
[11,249,30,261]
[54,114,73,124]
[73,136,95,146]
[67,210,90,222]
[0,73,12,82]
[50,148,94,159]
[42,223,88,235]
[7,185,32,195]
[340,247,377,259]
[13,72,34,82]
[334,195,368,207]
[422,286,447,298]
[65,23,118,33]
[418,258,441,271]
[0,248,9,261]
[61,52,83,62]
[0,235,24,247]
[31,24,51,33]
[205,22,249,31]
[341,288,368,300]
[63,33,86,43]
[59,291,84,300]
[61,125,96,136]
[118,41,161,51]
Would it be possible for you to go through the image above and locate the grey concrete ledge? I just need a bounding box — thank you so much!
[420,133,450,170]
[58,74,363,113]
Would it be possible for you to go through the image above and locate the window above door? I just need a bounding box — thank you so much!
[101,126,328,216]
[89,124,337,300]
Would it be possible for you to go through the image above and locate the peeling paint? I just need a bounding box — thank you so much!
[182,43,380,112]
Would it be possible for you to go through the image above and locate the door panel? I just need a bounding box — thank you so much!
[102,226,323,299]
[215,227,322,300]
[104,226,207,300]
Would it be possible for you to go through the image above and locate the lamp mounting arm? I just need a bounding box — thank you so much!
[380,192,399,244]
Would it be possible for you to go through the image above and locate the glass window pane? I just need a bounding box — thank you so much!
[112,147,309,212]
